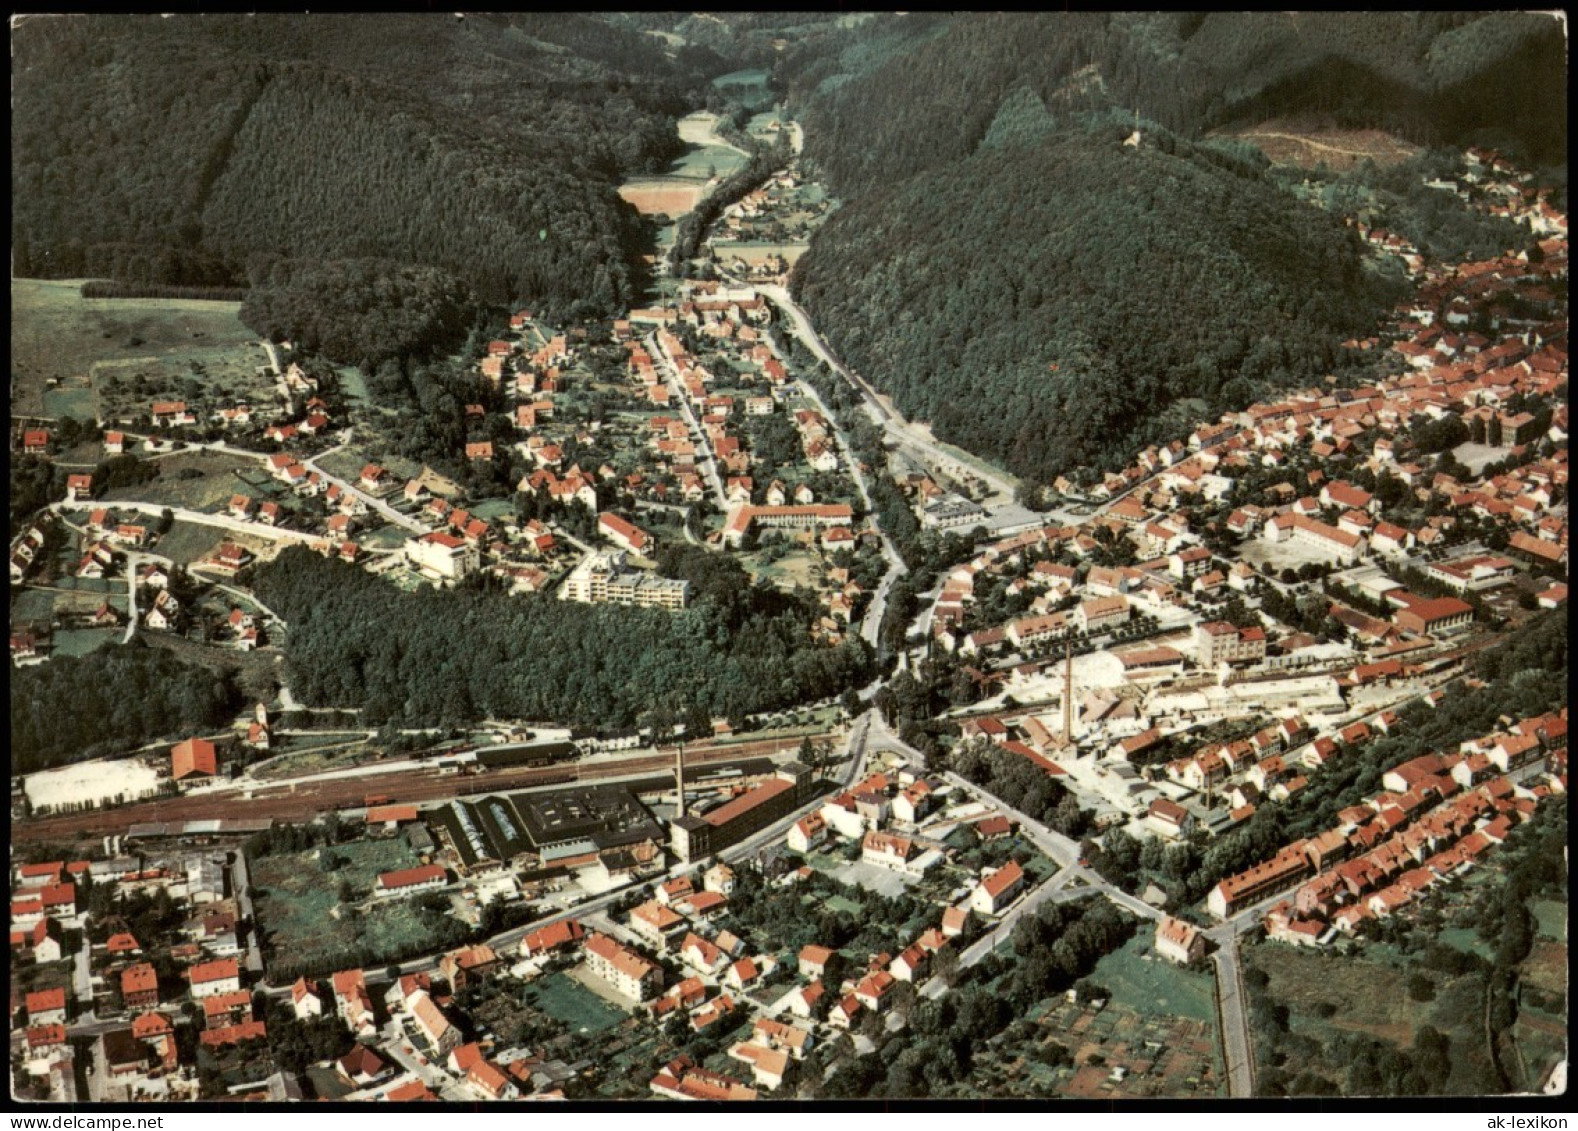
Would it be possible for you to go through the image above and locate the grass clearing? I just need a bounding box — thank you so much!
[1217,121,1422,171]
[824,893,864,916]
[149,519,223,565]
[1090,931,1217,1024]
[741,546,820,590]
[51,628,120,657]
[538,970,630,1032]
[1522,939,1566,999]
[11,588,58,624]
[1243,942,1432,1049]
[1531,899,1566,942]
[11,278,263,419]
[1438,926,1496,961]
[102,450,262,512]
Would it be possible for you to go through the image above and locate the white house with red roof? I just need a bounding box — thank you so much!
[971,860,1026,915]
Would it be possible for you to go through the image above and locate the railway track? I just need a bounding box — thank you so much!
[12,733,829,845]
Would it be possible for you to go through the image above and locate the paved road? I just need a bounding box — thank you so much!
[760,285,1018,505]
[647,331,728,513]
[53,500,324,546]
[1210,937,1255,1097]
[304,429,427,535]
[231,852,265,976]
[765,325,908,650]
[119,550,172,643]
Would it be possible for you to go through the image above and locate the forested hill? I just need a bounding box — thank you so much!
[791,126,1404,486]
[789,12,1566,197]
[11,14,719,319]
[247,547,872,730]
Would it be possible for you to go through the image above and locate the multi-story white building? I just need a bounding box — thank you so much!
[404,531,479,581]
[559,551,689,610]
[1194,620,1268,666]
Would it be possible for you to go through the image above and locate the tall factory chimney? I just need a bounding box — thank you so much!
[674,733,686,818]
[1062,638,1074,748]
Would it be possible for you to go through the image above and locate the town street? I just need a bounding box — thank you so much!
[302,428,427,535]
[765,323,908,651]
[51,500,325,546]
[645,331,728,512]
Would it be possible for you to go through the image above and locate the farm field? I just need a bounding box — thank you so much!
[714,241,810,269]
[11,278,262,419]
[617,111,748,219]
[618,181,706,218]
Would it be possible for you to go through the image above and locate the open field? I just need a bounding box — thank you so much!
[43,386,98,420]
[542,969,632,1032]
[618,111,748,219]
[1530,898,1566,942]
[251,741,378,783]
[12,278,260,419]
[51,627,120,657]
[1215,120,1421,170]
[714,67,770,93]
[10,587,58,624]
[141,633,280,702]
[619,181,706,217]
[740,546,820,590]
[714,241,810,269]
[148,519,225,565]
[1090,932,1216,1023]
[102,450,263,512]
[1245,943,1433,1048]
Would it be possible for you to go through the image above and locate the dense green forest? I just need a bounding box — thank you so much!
[247,546,871,728]
[11,644,240,775]
[786,13,1566,196]
[11,14,726,319]
[793,125,1403,486]
[239,259,477,371]
[777,11,1563,487]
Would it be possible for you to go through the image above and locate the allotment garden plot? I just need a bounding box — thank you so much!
[249,836,453,975]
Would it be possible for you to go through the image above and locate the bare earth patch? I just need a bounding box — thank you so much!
[619,182,706,216]
[1216,119,1422,171]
